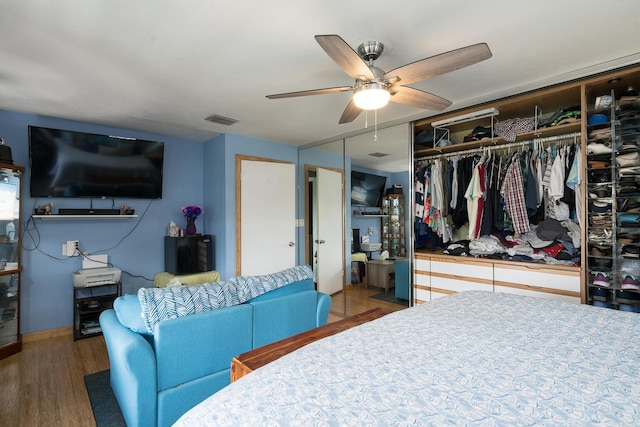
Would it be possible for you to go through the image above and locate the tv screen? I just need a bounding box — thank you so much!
[29,126,164,199]
[351,171,386,207]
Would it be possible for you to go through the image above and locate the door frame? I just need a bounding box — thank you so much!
[304,164,346,293]
[236,154,294,276]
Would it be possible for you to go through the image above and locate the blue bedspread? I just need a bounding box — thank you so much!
[174,291,640,426]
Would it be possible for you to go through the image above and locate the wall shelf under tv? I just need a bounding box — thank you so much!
[33,215,138,220]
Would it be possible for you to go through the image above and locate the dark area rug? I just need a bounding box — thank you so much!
[84,370,126,427]
[370,292,409,306]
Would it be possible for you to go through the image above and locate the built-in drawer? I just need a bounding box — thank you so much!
[414,257,430,272]
[430,259,493,294]
[413,255,431,303]
[494,264,581,303]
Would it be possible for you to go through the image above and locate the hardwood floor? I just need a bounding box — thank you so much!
[0,283,407,426]
[0,333,110,427]
[328,282,407,321]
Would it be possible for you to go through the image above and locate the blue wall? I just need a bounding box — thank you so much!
[0,110,298,334]
[0,110,206,333]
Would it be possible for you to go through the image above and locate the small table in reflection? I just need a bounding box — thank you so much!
[367,259,395,293]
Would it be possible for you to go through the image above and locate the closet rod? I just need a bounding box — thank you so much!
[416,132,580,161]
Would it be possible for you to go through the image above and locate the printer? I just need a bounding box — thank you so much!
[73,267,122,288]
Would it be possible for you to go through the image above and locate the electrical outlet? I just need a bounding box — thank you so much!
[66,240,79,256]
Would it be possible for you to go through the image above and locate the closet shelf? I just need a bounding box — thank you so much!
[414,121,580,157]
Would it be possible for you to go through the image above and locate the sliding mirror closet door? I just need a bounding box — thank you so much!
[298,123,413,318]
[345,124,413,312]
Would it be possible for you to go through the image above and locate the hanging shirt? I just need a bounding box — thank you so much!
[500,153,530,235]
[414,165,427,222]
[547,146,568,220]
[535,152,544,206]
[465,161,484,240]
[450,156,460,210]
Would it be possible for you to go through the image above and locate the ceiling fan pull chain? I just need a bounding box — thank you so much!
[374,109,378,141]
[364,110,369,129]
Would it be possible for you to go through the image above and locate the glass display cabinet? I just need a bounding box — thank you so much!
[0,164,23,360]
[381,194,406,258]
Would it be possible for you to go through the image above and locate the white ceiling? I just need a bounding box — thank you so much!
[2,1,640,172]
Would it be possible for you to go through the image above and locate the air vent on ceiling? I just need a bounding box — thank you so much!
[205,114,238,126]
[368,152,389,157]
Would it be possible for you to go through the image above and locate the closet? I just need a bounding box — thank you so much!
[412,65,640,305]
[414,134,582,303]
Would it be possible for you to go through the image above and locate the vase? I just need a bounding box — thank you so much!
[185,217,197,236]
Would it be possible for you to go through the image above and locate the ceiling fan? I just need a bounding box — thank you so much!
[266,34,492,124]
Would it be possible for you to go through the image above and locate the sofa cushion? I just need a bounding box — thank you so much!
[113,294,150,336]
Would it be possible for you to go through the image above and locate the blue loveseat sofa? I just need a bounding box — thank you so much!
[99,266,331,427]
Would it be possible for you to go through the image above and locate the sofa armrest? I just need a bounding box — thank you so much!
[100,309,158,427]
[316,292,331,326]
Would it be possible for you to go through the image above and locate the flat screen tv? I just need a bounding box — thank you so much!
[351,171,386,208]
[29,126,164,199]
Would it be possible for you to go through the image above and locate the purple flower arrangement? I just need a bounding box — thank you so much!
[182,205,203,219]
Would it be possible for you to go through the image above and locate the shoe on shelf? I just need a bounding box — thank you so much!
[622,275,640,290]
[592,272,612,287]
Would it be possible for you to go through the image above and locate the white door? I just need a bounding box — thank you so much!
[316,168,344,295]
[238,158,295,276]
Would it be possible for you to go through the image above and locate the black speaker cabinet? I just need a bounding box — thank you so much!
[352,229,361,253]
[164,235,215,275]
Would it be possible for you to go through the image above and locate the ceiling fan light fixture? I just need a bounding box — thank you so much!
[353,82,390,110]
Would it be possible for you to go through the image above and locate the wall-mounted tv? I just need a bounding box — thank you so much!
[351,171,386,207]
[29,126,164,199]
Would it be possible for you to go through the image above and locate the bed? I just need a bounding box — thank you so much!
[174,291,640,426]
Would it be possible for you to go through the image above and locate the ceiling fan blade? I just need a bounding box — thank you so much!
[266,86,353,99]
[339,100,362,124]
[384,43,492,86]
[315,35,375,81]
[390,86,452,111]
